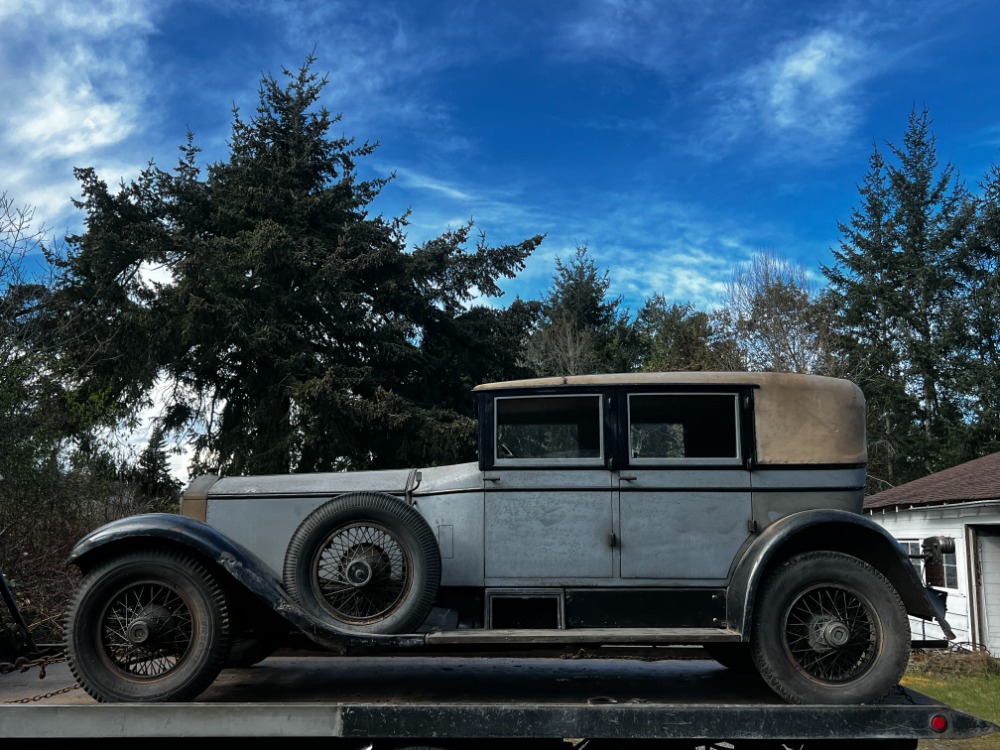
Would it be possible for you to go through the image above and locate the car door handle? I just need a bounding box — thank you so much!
[620,474,637,482]
[484,473,501,483]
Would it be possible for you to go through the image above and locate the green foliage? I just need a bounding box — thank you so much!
[0,191,178,644]
[634,295,733,371]
[525,246,640,375]
[904,651,1000,749]
[50,56,543,475]
[132,425,181,501]
[957,163,1000,459]
[824,107,982,489]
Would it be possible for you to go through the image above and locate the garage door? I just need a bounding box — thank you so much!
[978,529,1000,654]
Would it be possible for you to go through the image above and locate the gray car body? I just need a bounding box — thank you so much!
[69,372,954,645]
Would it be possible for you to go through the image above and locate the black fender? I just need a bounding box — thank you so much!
[726,509,954,640]
[66,513,425,652]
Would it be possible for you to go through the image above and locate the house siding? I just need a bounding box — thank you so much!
[868,502,1000,652]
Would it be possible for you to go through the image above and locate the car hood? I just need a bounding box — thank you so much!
[200,462,482,498]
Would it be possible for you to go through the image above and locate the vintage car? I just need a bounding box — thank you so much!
[63,372,954,704]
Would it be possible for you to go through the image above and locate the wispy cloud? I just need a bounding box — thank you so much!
[486,188,767,312]
[706,29,866,156]
[257,1,493,145]
[0,0,159,225]
[550,1,934,160]
[9,60,138,160]
[557,0,718,76]
[393,168,475,202]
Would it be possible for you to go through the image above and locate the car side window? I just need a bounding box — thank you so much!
[628,393,740,462]
[495,395,603,463]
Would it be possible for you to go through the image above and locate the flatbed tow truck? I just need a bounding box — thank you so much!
[1,645,996,749]
[10,374,994,747]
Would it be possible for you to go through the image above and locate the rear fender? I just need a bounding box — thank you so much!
[727,509,954,640]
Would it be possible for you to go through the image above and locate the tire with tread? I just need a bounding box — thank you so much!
[64,549,229,702]
[283,492,441,635]
[750,550,909,705]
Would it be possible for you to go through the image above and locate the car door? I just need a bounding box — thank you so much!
[617,390,753,581]
[483,392,614,583]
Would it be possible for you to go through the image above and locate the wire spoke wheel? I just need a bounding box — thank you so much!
[65,550,229,702]
[312,521,412,624]
[784,584,877,682]
[751,551,909,704]
[100,581,195,678]
[285,493,441,635]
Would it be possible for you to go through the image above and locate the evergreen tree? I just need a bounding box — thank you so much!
[525,247,639,376]
[48,57,543,474]
[634,295,732,372]
[134,425,180,501]
[959,164,1000,457]
[824,108,977,488]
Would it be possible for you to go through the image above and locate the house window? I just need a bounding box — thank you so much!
[495,395,603,463]
[942,550,959,589]
[627,393,739,462]
[901,539,959,589]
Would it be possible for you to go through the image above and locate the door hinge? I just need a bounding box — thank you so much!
[608,532,618,548]
[748,518,758,534]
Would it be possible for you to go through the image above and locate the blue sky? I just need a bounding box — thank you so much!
[3,0,1000,313]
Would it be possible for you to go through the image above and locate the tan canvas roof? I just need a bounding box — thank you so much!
[475,372,867,466]
[475,371,797,390]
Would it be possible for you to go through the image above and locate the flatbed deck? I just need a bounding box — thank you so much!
[2,651,996,746]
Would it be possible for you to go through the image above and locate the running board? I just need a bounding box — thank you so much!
[425,627,741,646]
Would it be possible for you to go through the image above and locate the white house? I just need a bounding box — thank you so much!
[865,451,1000,653]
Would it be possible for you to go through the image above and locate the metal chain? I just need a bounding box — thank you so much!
[891,683,918,705]
[3,683,81,704]
[0,650,65,677]
[1,650,82,704]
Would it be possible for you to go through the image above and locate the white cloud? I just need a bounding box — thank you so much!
[551,2,918,161]
[482,187,766,313]
[10,62,137,159]
[756,31,862,134]
[701,29,868,159]
[393,168,475,202]
[0,0,159,228]
[602,243,736,311]
[557,0,714,74]
[0,0,154,34]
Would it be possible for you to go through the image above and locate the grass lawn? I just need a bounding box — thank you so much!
[903,650,1000,750]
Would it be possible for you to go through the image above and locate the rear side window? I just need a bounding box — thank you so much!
[495,395,603,463]
[628,393,739,462]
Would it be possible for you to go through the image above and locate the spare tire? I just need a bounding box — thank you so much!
[283,492,441,635]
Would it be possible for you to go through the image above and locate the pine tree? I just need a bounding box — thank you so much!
[959,164,1000,456]
[525,247,640,376]
[824,108,977,488]
[634,295,731,372]
[50,57,543,474]
[134,425,180,501]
